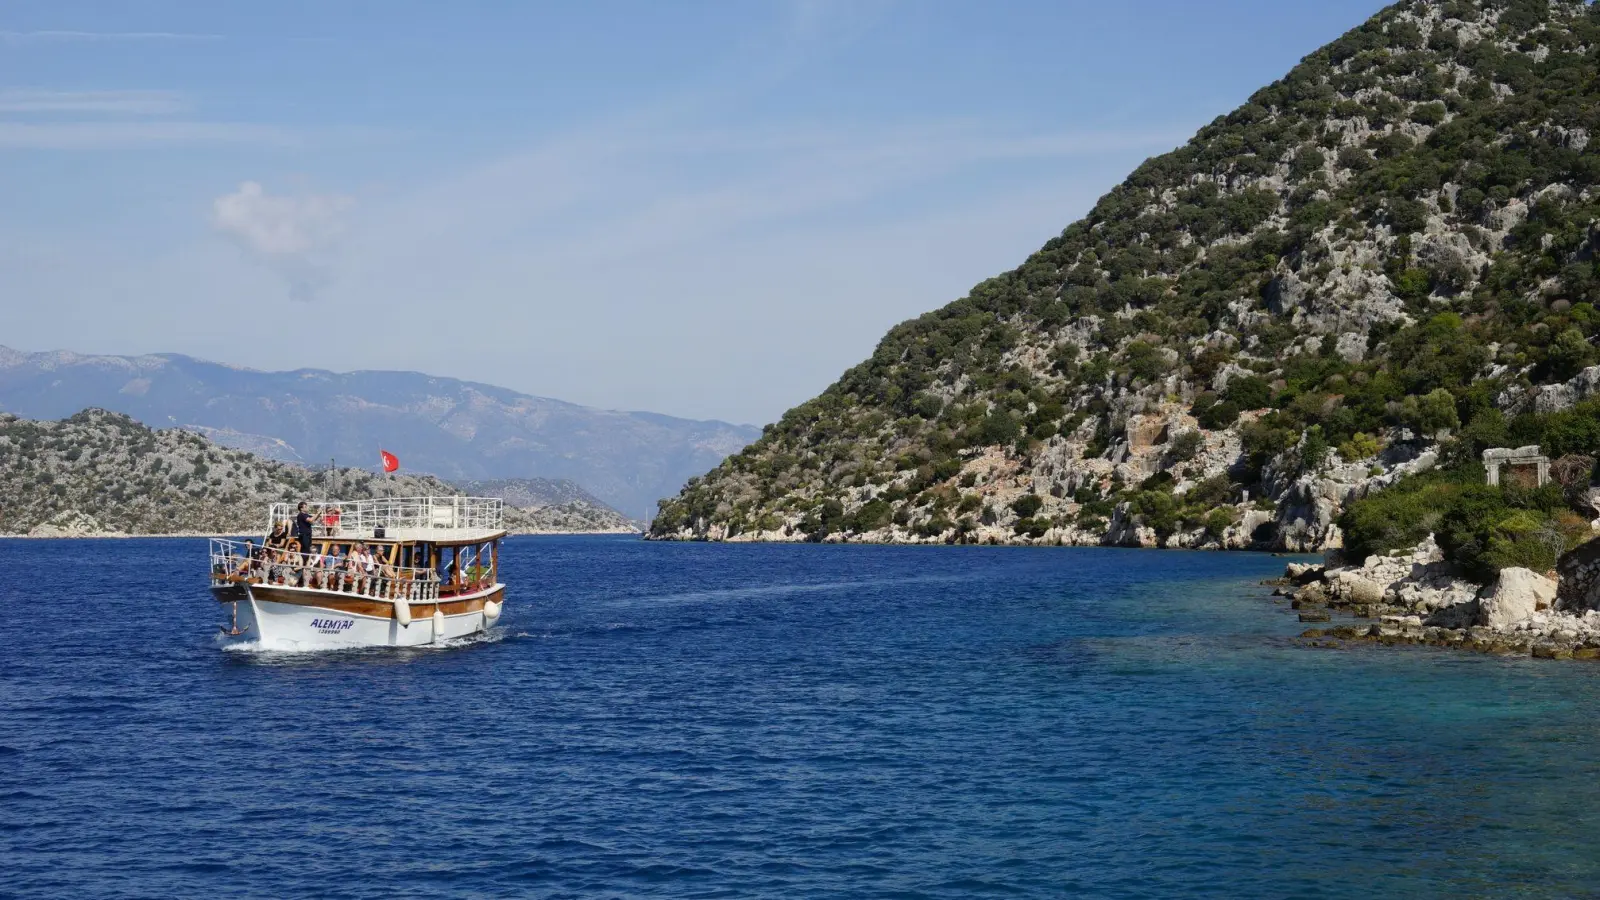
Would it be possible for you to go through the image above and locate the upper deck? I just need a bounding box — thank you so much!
[270,496,505,545]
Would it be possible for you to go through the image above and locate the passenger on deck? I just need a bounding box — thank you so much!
[347,542,377,594]
[293,502,315,556]
[270,549,295,585]
[342,545,362,592]
[298,552,318,588]
[230,541,255,578]
[362,545,388,595]
[305,551,333,589]
[376,554,397,598]
[266,522,289,550]
[325,546,346,591]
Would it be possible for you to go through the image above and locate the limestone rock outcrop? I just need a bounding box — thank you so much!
[1534,366,1600,415]
[26,511,111,538]
[1289,538,1600,659]
[1477,568,1558,630]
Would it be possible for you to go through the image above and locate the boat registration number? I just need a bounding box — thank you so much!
[309,618,355,634]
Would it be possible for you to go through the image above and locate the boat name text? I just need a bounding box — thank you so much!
[309,618,355,634]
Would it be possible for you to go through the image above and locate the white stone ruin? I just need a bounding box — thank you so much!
[1482,445,1550,487]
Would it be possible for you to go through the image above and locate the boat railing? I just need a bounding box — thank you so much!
[266,496,503,539]
[209,538,442,602]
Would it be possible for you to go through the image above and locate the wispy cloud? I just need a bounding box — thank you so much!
[0,89,188,115]
[0,121,296,149]
[329,112,1166,420]
[0,87,318,149]
[212,181,355,301]
[0,30,221,44]
[361,119,1186,266]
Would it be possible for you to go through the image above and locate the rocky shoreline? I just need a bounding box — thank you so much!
[1,528,641,539]
[1283,536,1600,660]
[647,409,1448,553]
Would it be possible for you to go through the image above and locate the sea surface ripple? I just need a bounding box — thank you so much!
[4,536,1600,898]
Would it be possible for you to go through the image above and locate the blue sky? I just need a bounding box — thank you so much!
[1,0,1387,425]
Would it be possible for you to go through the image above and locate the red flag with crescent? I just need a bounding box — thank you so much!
[380,449,400,473]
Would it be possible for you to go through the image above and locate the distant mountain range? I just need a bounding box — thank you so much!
[0,346,759,517]
[452,477,616,511]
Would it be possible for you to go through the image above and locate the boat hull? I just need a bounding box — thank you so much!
[211,583,505,650]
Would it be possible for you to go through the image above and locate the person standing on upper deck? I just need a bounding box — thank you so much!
[294,502,315,556]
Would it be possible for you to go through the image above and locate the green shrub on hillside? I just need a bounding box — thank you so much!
[1224,376,1273,411]
[1168,429,1204,462]
[1340,466,1589,581]
[1011,494,1044,518]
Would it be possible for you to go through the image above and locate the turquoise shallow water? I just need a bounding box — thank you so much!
[4,536,1600,898]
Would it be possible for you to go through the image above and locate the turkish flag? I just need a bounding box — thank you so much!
[380,449,400,473]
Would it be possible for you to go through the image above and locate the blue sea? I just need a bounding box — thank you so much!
[4,536,1600,898]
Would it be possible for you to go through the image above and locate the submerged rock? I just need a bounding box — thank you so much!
[1285,562,1324,584]
[1292,582,1328,606]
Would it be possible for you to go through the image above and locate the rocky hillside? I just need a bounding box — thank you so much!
[653,0,1600,556]
[0,410,637,536]
[0,346,758,519]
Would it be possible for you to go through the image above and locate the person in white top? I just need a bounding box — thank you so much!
[343,543,368,593]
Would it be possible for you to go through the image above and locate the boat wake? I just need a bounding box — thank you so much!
[597,572,982,609]
[217,626,512,658]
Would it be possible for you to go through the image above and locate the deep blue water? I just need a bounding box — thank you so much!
[5,536,1600,898]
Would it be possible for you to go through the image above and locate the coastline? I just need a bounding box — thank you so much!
[1282,537,1600,661]
[644,529,1319,553]
[2,528,644,540]
[1,531,228,540]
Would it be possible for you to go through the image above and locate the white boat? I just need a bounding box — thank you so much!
[209,496,507,650]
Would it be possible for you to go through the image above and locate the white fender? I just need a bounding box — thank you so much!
[483,599,502,622]
[394,597,412,627]
[432,609,445,641]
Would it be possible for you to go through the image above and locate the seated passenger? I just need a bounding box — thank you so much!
[324,547,345,590]
[269,549,292,585]
[347,543,376,594]
[230,542,255,578]
[249,544,269,581]
[306,552,332,589]
[374,551,396,595]
[361,545,386,595]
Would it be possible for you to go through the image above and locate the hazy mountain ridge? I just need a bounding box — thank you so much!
[652,0,1600,556]
[452,477,619,511]
[0,409,636,536]
[0,347,759,517]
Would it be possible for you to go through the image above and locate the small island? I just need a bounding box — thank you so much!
[0,409,639,538]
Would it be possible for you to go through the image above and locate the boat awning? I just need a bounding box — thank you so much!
[353,528,508,546]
